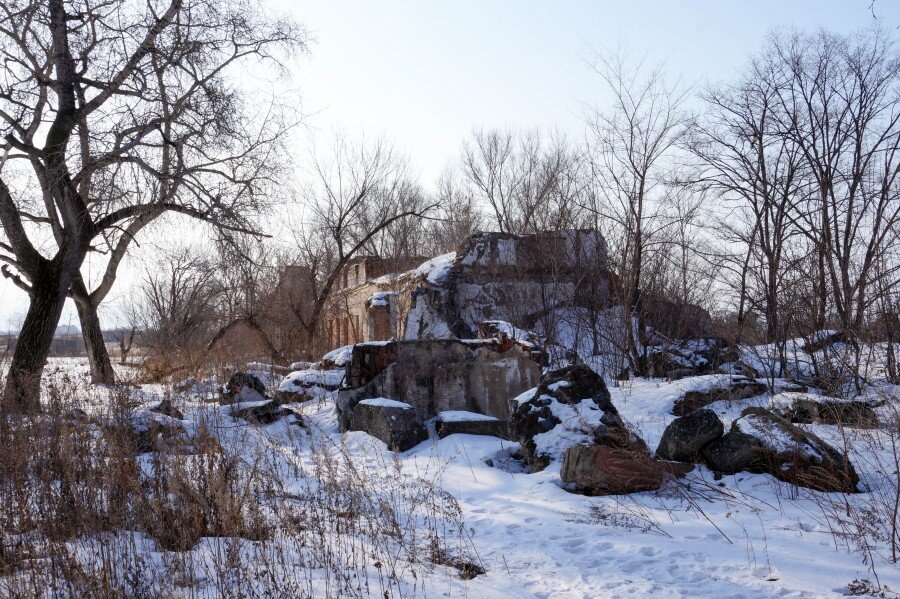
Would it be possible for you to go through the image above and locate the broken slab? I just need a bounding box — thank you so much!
[770,392,880,428]
[434,411,510,439]
[348,398,427,451]
[337,338,541,430]
[672,376,767,416]
[275,368,345,403]
[702,407,859,493]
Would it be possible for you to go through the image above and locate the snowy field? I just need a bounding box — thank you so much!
[5,357,899,598]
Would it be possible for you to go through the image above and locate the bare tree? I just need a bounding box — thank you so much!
[424,170,485,255]
[584,49,691,375]
[688,50,807,370]
[287,135,435,353]
[206,237,287,363]
[137,247,219,376]
[771,29,900,340]
[461,129,586,234]
[0,0,304,410]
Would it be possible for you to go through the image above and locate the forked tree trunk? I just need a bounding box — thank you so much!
[76,298,116,385]
[2,273,69,413]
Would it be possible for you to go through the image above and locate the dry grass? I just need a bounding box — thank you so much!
[0,376,480,598]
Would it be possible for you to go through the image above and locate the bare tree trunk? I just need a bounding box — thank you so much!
[887,310,899,384]
[2,272,69,412]
[71,277,116,384]
[77,302,116,385]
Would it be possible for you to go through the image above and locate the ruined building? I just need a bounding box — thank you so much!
[323,229,612,347]
[322,255,430,346]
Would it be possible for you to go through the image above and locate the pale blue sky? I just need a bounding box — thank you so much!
[0,0,895,328]
[282,0,898,181]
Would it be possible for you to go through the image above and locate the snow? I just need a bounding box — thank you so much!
[737,412,815,457]
[414,251,456,284]
[770,391,814,411]
[319,344,353,367]
[531,396,609,462]
[367,290,395,307]
[768,390,864,412]
[510,387,538,406]
[14,357,900,597]
[278,368,345,391]
[359,397,413,409]
[547,380,571,391]
[130,407,184,432]
[496,238,517,265]
[225,398,272,412]
[379,252,457,286]
[436,411,499,423]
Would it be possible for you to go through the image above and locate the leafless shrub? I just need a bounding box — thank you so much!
[807,398,900,588]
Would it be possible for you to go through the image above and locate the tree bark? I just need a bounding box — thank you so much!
[2,273,69,413]
[75,296,116,385]
[70,277,116,384]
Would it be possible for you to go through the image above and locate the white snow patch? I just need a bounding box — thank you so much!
[319,344,353,367]
[510,387,537,406]
[436,411,499,423]
[368,291,396,307]
[531,396,608,462]
[414,252,456,284]
[359,397,413,409]
[279,369,345,391]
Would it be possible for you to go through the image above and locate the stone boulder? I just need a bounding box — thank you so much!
[275,369,345,403]
[348,398,428,452]
[221,371,268,405]
[648,337,740,378]
[115,410,186,453]
[229,399,284,424]
[802,330,847,354]
[434,411,510,439]
[535,364,616,410]
[770,392,879,428]
[699,428,767,474]
[317,345,354,370]
[672,376,767,416]
[508,364,641,471]
[702,407,859,492]
[656,409,724,463]
[149,398,184,420]
[561,444,693,496]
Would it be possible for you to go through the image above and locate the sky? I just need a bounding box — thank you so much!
[1,0,897,330]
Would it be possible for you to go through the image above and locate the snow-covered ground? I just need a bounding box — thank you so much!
[6,358,900,597]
